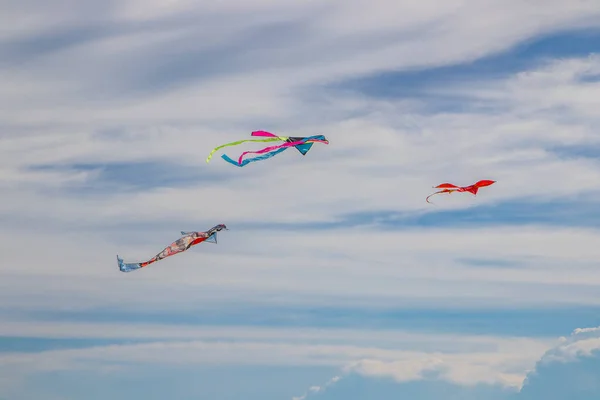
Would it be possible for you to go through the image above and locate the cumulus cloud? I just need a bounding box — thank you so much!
[532,325,600,365]
[287,326,600,399]
[518,326,600,399]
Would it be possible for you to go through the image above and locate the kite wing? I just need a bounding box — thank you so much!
[463,180,495,195]
[474,180,496,188]
[287,135,328,155]
[434,183,460,189]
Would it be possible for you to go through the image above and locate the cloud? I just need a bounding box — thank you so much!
[432,53,600,122]
[3,56,600,239]
[518,326,600,399]
[479,326,600,395]
[293,376,342,400]
[0,316,558,396]
[287,326,600,399]
[0,326,551,396]
[3,2,600,399]
[2,224,600,319]
[531,326,600,365]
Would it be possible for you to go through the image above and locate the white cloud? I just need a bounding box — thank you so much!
[293,375,342,400]
[3,224,600,315]
[2,3,600,398]
[0,320,557,354]
[435,54,600,122]
[289,325,600,399]
[573,327,600,335]
[344,354,532,389]
[537,325,600,364]
[3,55,600,231]
[2,0,600,128]
[0,328,551,392]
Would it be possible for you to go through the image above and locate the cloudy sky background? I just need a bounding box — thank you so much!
[2,0,600,399]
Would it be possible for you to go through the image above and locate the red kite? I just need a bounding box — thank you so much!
[426,180,496,203]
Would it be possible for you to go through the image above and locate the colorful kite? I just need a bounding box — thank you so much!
[117,224,228,272]
[206,130,329,167]
[426,180,496,203]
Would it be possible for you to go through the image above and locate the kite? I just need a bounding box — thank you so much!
[426,180,496,203]
[117,224,228,272]
[206,130,329,167]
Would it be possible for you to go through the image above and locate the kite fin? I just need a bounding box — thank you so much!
[287,135,328,155]
[205,232,217,244]
[474,180,496,188]
[117,255,142,273]
[294,142,314,155]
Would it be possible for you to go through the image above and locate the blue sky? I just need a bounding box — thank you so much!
[2,1,600,399]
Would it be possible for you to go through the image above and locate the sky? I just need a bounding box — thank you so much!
[1,0,600,399]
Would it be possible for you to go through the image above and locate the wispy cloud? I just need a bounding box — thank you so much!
[0,326,552,391]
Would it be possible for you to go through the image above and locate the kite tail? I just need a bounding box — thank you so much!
[251,131,286,139]
[222,146,290,167]
[117,256,143,273]
[205,137,282,163]
[117,254,159,272]
[425,193,438,204]
[426,189,457,204]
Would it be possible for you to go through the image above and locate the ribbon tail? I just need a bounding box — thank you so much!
[222,146,290,167]
[206,138,282,163]
[251,131,287,139]
[426,189,456,204]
